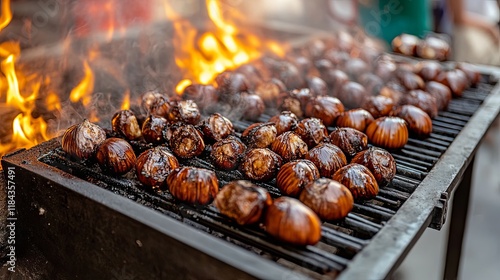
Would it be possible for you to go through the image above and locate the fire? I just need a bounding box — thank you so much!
[120,90,131,110]
[69,60,95,106]
[0,0,12,32]
[165,0,286,93]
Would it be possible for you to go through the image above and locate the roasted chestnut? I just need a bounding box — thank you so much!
[169,124,205,158]
[425,81,452,111]
[141,91,170,117]
[235,64,264,87]
[214,180,272,225]
[182,84,219,112]
[264,197,321,246]
[271,131,308,162]
[142,115,168,145]
[289,88,314,108]
[435,69,469,97]
[394,105,433,138]
[215,71,249,95]
[416,36,450,61]
[254,81,282,107]
[416,61,443,81]
[332,163,379,200]
[361,95,395,119]
[96,138,136,175]
[351,147,396,188]
[304,96,345,127]
[61,119,106,160]
[240,93,265,121]
[320,69,349,96]
[199,113,234,142]
[241,122,277,149]
[358,73,384,95]
[306,76,328,96]
[278,93,303,118]
[135,147,179,190]
[456,63,481,86]
[397,70,425,90]
[344,58,370,79]
[210,136,247,170]
[365,117,409,150]
[276,160,320,197]
[335,109,375,132]
[111,110,142,140]
[305,143,347,178]
[392,33,420,56]
[239,148,282,181]
[329,128,369,158]
[374,60,397,82]
[166,167,219,205]
[299,178,354,220]
[268,111,299,135]
[402,90,438,118]
[167,99,201,125]
[294,118,329,148]
[270,61,305,90]
[338,82,369,109]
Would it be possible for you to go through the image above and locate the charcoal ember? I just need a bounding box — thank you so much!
[416,61,443,81]
[182,84,219,112]
[304,96,345,127]
[306,76,328,96]
[436,69,469,97]
[338,82,369,109]
[215,71,249,96]
[401,90,438,118]
[361,95,395,119]
[268,111,299,135]
[167,100,201,125]
[358,73,384,95]
[294,118,329,148]
[425,81,452,110]
[141,91,170,117]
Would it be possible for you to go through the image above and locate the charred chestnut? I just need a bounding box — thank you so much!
[199,113,234,142]
[332,163,379,200]
[392,33,420,56]
[142,115,168,145]
[241,122,277,149]
[111,110,142,140]
[361,95,395,119]
[299,178,354,220]
[276,159,320,197]
[141,91,170,117]
[239,148,282,181]
[268,111,299,135]
[167,100,201,125]
[436,69,469,97]
[305,143,347,178]
[394,105,433,138]
[214,180,272,225]
[264,197,322,246]
[166,167,219,205]
[135,147,179,191]
[338,82,369,109]
[210,136,247,170]
[294,118,329,148]
[425,81,452,111]
[169,124,205,158]
[271,131,308,162]
[402,90,438,118]
[61,119,106,160]
[335,109,375,132]
[351,147,396,188]
[215,71,249,95]
[304,96,345,127]
[366,117,409,150]
[329,128,369,158]
[96,138,136,175]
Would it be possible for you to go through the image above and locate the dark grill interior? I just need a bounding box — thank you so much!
[37,80,495,278]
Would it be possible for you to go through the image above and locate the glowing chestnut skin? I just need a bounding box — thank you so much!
[135,147,179,191]
[425,81,452,111]
[351,147,396,188]
[61,119,106,160]
[271,131,308,162]
[329,128,369,158]
[96,138,136,175]
[299,178,354,220]
[214,180,272,225]
[111,110,142,140]
[366,117,409,150]
[182,84,219,111]
[166,167,219,205]
[169,124,205,158]
[276,160,320,197]
[199,113,234,142]
[210,136,247,171]
[394,105,433,138]
[241,122,277,149]
[362,95,395,119]
[392,33,420,56]
[294,118,329,148]
[402,90,438,118]
[304,96,345,127]
[416,61,443,81]
[167,100,201,125]
[305,143,347,178]
[215,71,249,95]
[141,91,170,117]
[239,148,282,181]
[436,69,469,97]
[338,82,369,109]
[268,111,299,135]
[142,115,168,145]
[332,163,379,200]
[457,63,481,86]
[335,109,375,132]
[264,197,321,246]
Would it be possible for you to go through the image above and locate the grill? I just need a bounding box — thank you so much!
[2,63,500,279]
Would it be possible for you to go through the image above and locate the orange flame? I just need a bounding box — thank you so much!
[69,60,94,106]
[0,0,12,32]
[120,89,131,110]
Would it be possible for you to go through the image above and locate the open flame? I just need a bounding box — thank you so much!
[165,0,286,93]
[69,60,95,106]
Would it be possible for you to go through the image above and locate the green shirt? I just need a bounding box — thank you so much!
[358,0,433,44]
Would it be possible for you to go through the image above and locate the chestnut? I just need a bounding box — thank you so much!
[276,159,320,197]
[142,115,168,145]
[61,119,106,160]
[351,147,396,188]
[416,36,450,61]
[344,58,370,79]
[304,96,345,127]
[361,95,395,119]
[215,71,249,95]
[241,122,277,149]
[394,105,433,138]
[329,128,369,158]
[416,61,443,81]
[402,90,438,118]
[268,111,299,135]
[299,178,354,220]
[141,91,170,117]
[240,93,265,121]
[254,81,282,107]
[366,117,409,150]
[199,113,234,142]
[456,63,481,86]
[294,118,329,148]
[111,110,142,140]
[263,197,321,246]
[182,84,219,112]
[335,109,375,132]
[324,50,350,67]
[167,99,201,125]
[320,69,349,96]
[239,148,282,181]
[305,143,347,178]
[436,69,469,97]
[392,33,420,56]
[169,124,205,158]
[289,88,314,108]
[425,81,452,111]
[338,82,369,109]
[358,73,384,95]
[135,147,179,191]
[210,136,247,170]
[379,85,405,105]
[270,61,305,90]
[374,60,397,82]
[397,70,425,90]
[333,163,379,200]
[214,180,272,225]
[278,93,303,118]
[96,138,136,175]
[271,131,308,162]
[289,55,315,76]
[235,64,264,88]
[306,76,328,96]
[166,167,219,205]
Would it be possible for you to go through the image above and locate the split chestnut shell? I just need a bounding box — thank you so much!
[135,147,179,191]
[61,119,106,160]
[351,147,396,188]
[270,131,308,162]
[329,128,369,158]
[96,138,136,175]
[332,163,379,200]
[276,160,320,197]
[239,148,282,181]
[111,110,142,140]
